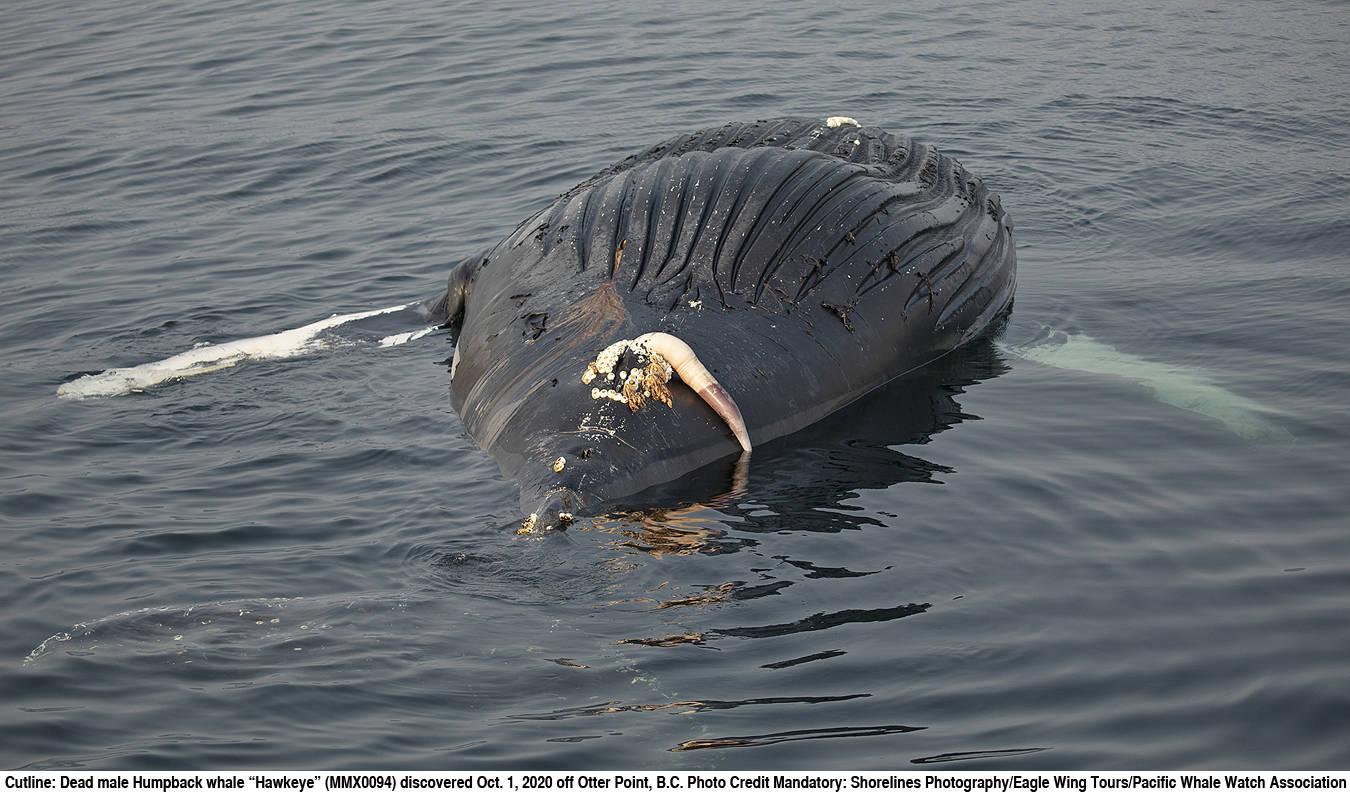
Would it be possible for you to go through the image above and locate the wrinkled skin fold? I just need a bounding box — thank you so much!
[427,118,1016,529]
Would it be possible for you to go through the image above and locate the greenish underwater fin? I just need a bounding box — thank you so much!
[1001,332,1293,441]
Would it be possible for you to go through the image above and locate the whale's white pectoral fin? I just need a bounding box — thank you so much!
[1002,332,1293,441]
[58,303,430,400]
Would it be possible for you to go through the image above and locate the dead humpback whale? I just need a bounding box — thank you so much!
[425,117,1017,530]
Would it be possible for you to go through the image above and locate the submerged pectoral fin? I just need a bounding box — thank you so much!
[1003,332,1293,441]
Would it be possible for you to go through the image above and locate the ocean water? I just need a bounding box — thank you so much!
[4,0,1350,770]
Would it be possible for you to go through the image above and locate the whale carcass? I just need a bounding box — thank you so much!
[426,117,1017,529]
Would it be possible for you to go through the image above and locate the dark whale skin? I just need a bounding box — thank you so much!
[431,118,1015,526]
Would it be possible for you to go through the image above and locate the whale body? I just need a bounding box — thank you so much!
[429,118,1016,528]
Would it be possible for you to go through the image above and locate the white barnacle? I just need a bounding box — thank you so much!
[590,387,627,404]
[826,116,860,128]
[552,456,566,473]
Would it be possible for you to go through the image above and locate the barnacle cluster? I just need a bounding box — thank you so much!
[582,338,674,412]
[515,510,569,537]
[519,509,576,535]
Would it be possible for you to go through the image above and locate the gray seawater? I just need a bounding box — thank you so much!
[3,0,1349,771]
